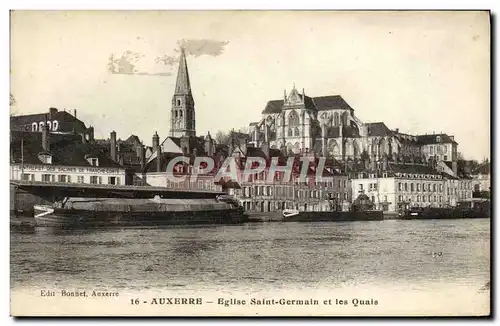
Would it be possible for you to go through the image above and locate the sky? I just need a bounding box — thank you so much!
[10,10,490,160]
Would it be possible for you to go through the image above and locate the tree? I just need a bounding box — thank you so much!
[10,93,17,117]
[215,130,230,145]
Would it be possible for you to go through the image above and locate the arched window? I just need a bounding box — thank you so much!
[342,112,349,126]
[288,129,293,136]
[294,127,300,136]
[52,120,59,131]
[288,111,299,127]
[47,121,52,130]
[333,112,339,126]
[39,122,45,130]
[32,122,38,132]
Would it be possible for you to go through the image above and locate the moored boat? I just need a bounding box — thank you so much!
[400,199,490,220]
[281,209,384,222]
[33,196,247,227]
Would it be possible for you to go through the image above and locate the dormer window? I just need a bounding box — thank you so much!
[32,122,38,131]
[436,136,441,143]
[38,153,52,164]
[87,157,99,166]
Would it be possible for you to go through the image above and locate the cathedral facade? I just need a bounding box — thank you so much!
[248,86,455,164]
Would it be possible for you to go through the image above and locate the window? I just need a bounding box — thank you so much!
[58,175,68,183]
[288,129,293,136]
[422,196,426,202]
[343,180,347,188]
[177,99,181,106]
[359,184,364,191]
[436,136,441,143]
[371,196,375,203]
[88,157,99,167]
[344,193,348,200]
[439,184,443,192]
[90,176,102,184]
[77,176,84,183]
[108,176,117,185]
[38,154,52,164]
[417,195,421,202]
[410,183,414,192]
[398,182,402,191]
[404,183,408,191]
[417,183,421,191]
[372,183,378,191]
[433,184,436,192]
[41,174,54,182]
[21,173,34,181]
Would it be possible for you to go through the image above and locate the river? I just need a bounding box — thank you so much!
[10,218,490,316]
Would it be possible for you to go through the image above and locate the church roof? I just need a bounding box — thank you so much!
[417,134,458,145]
[262,95,353,114]
[365,122,393,137]
[174,48,192,95]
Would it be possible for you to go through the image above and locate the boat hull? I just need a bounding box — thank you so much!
[282,211,384,222]
[33,197,247,227]
[401,208,490,220]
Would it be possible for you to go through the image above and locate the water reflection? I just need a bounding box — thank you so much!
[10,219,490,294]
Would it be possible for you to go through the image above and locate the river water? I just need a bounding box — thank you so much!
[10,218,491,316]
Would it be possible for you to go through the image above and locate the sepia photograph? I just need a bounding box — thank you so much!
[8,10,491,317]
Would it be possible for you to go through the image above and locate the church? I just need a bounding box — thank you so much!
[248,85,458,168]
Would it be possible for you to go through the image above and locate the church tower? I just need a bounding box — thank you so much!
[170,47,196,137]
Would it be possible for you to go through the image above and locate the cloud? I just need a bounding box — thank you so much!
[107,50,173,76]
[176,39,230,57]
[107,38,229,76]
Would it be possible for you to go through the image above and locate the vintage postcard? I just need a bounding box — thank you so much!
[9,10,491,317]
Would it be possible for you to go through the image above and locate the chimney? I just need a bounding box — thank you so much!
[452,161,458,176]
[74,109,77,119]
[450,135,454,141]
[395,128,399,133]
[49,107,57,120]
[261,142,270,159]
[88,126,94,141]
[110,131,117,161]
[152,131,159,149]
[42,118,50,151]
[284,89,287,102]
[180,135,190,155]
[205,134,214,157]
[138,144,145,170]
[156,146,162,172]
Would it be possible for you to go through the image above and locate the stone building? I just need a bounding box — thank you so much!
[10,107,94,141]
[10,127,130,185]
[249,86,458,170]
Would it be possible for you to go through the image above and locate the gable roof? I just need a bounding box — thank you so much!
[365,122,393,137]
[10,131,123,169]
[10,109,88,133]
[417,134,458,145]
[262,95,354,114]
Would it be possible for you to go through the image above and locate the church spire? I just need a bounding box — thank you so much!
[174,47,192,95]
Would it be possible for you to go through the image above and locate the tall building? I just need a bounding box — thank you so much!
[170,47,196,138]
[249,85,458,168]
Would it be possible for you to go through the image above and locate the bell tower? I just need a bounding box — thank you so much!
[170,47,196,137]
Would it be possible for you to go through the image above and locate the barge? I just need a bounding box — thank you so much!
[281,209,384,222]
[400,199,490,220]
[33,195,247,227]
